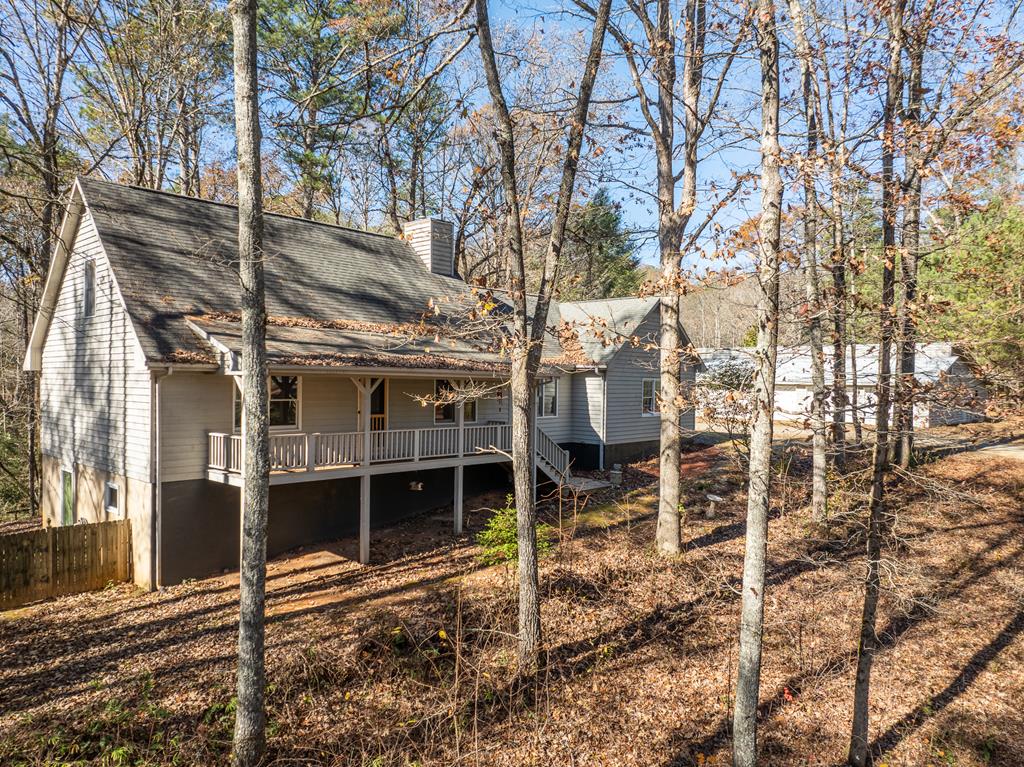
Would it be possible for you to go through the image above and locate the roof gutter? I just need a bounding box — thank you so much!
[147,362,220,372]
[251,364,513,379]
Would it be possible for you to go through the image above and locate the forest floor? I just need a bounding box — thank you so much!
[1,426,1023,766]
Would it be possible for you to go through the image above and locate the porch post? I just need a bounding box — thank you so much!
[454,465,463,535]
[234,375,246,561]
[306,433,317,473]
[456,386,465,455]
[455,383,465,534]
[359,377,372,465]
[359,473,370,564]
[532,391,538,505]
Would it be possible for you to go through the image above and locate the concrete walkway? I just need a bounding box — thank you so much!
[973,441,1024,460]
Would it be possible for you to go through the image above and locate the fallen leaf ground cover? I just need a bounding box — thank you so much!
[1,440,1022,766]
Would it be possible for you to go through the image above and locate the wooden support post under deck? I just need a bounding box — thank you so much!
[235,375,246,561]
[359,473,370,565]
[454,464,464,535]
[354,376,380,565]
[455,386,465,534]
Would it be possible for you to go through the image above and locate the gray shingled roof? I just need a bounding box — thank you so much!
[78,177,469,362]
[189,317,516,373]
[74,179,698,372]
[557,297,660,365]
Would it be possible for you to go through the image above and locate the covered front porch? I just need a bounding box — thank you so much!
[203,372,518,565]
[207,422,513,483]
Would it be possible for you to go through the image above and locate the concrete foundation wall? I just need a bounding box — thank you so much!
[41,454,155,589]
[158,463,510,585]
[603,440,660,467]
[562,442,602,471]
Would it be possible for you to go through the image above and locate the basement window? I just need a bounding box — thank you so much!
[104,482,121,516]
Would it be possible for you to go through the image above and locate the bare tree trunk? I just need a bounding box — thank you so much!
[893,4,931,469]
[654,0,683,557]
[509,351,539,666]
[656,249,684,555]
[2,0,80,520]
[848,3,903,764]
[732,0,782,762]
[574,0,738,555]
[851,333,860,442]
[475,0,610,673]
[787,0,827,520]
[230,0,270,763]
[830,191,848,468]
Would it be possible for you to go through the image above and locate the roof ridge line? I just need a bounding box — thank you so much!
[78,175,402,242]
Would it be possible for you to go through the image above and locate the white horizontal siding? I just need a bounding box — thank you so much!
[40,211,152,481]
[160,372,233,482]
[536,373,573,443]
[604,312,696,445]
[302,375,358,432]
[570,372,603,443]
[386,377,506,428]
[161,373,510,480]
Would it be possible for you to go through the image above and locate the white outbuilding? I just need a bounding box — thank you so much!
[697,343,987,428]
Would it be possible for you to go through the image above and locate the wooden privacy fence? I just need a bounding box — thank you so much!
[0,520,131,610]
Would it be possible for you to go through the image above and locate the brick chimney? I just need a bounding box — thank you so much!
[402,218,455,277]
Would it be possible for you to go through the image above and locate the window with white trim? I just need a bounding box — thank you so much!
[537,378,557,418]
[233,375,301,431]
[642,378,661,416]
[83,260,96,318]
[104,481,121,516]
[269,376,300,429]
[434,380,477,424]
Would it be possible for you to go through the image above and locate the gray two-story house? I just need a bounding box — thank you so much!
[24,178,699,588]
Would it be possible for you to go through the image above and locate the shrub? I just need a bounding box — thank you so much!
[476,494,554,565]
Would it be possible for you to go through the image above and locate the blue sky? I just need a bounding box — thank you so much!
[491,0,772,273]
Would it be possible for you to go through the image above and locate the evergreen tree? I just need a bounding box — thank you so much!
[560,188,644,299]
[921,197,1024,391]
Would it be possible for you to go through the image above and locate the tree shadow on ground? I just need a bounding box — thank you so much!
[657,504,1024,766]
[865,607,1024,764]
[0,506,496,718]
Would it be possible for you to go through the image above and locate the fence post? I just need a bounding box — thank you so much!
[47,526,55,592]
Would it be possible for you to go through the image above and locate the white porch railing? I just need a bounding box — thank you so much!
[317,431,362,466]
[465,424,512,455]
[208,423,513,475]
[420,426,460,459]
[371,428,416,462]
[536,427,570,478]
[208,433,243,472]
[270,433,307,470]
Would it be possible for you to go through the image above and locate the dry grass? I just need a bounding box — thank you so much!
[1,444,1022,766]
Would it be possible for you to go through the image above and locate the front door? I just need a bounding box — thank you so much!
[370,379,387,430]
[61,469,74,526]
